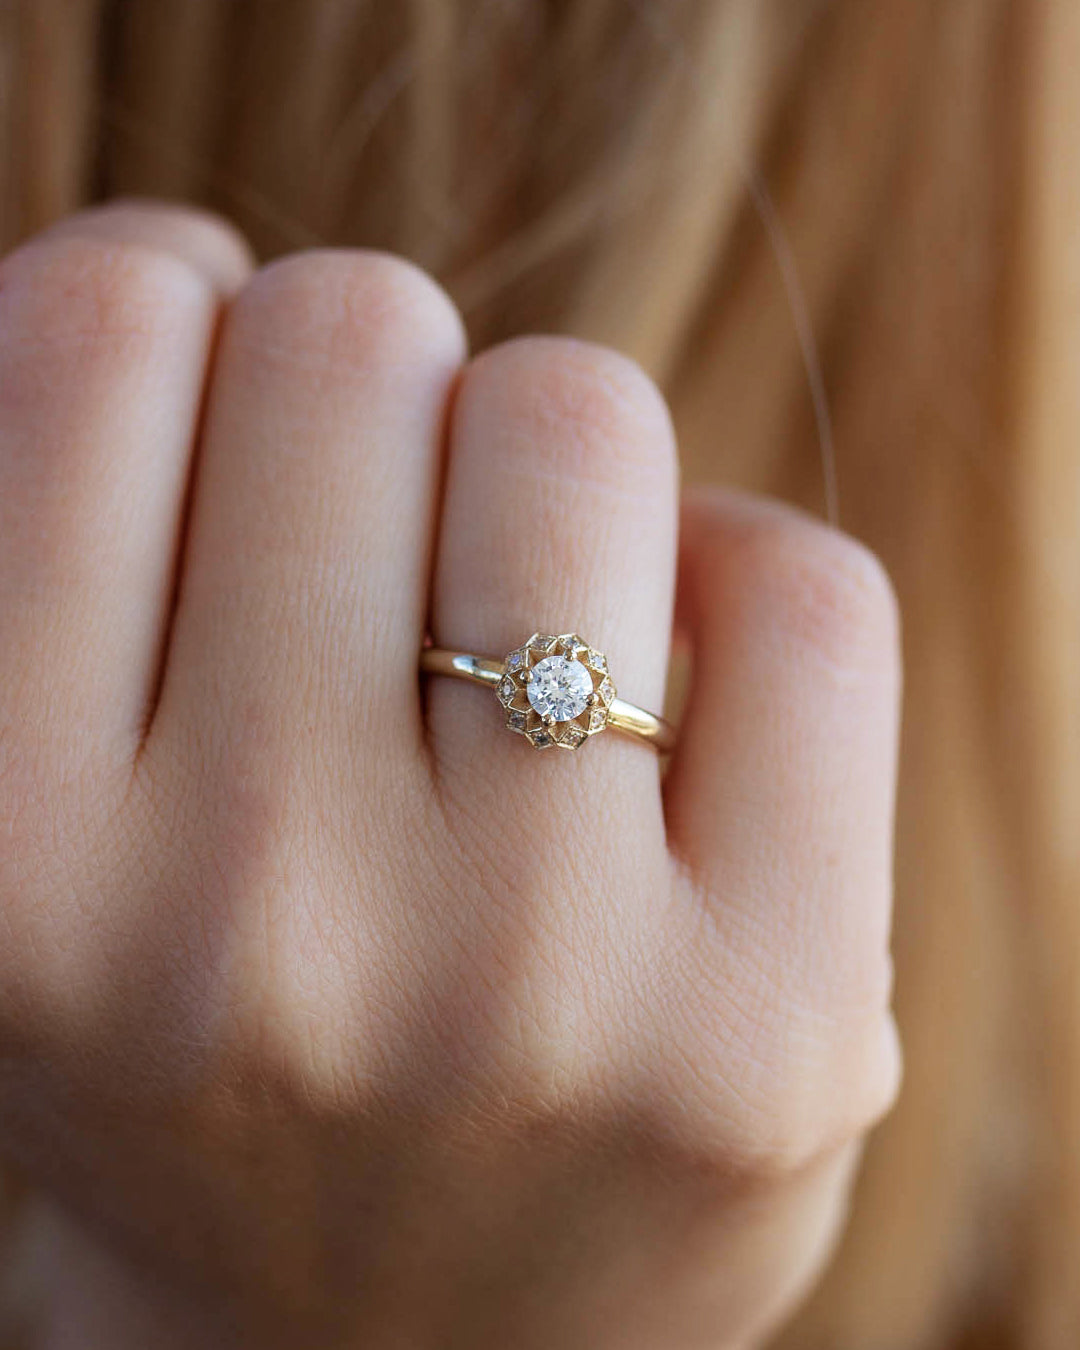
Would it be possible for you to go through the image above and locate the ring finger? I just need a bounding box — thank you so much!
[429,336,678,825]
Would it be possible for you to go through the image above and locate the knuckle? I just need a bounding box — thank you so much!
[755,1016,901,1177]
[240,882,624,1127]
[656,933,901,1185]
[128,199,251,263]
[679,1010,902,1186]
[229,248,465,375]
[0,235,212,360]
[461,335,676,490]
[727,512,900,673]
[44,200,253,291]
[108,201,252,285]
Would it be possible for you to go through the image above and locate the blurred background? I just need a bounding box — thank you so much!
[0,2,1077,1347]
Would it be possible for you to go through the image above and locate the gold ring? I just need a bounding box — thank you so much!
[420,632,674,753]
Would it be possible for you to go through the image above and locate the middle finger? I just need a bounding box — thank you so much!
[152,251,466,777]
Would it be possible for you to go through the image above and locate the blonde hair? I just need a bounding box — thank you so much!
[2,2,1079,1345]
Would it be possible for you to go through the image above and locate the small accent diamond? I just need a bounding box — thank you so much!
[531,634,556,652]
[589,707,607,731]
[507,710,528,732]
[560,725,586,748]
[529,730,554,748]
[587,649,607,672]
[598,676,616,705]
[506,651,523,671]
[498,676,516,702]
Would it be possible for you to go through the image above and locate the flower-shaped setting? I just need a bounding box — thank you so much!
[495,633,617,749]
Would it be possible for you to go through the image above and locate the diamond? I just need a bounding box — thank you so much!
[559,725,586,748]
[526,655,593,722]
[498,676,516,703]
[589,707,607,732]
[531,634,556,652]
[506,651,523,671]
[598,676,616,705]
[529,729,554,748]
[507,710,528,732]
[587,649,607,673]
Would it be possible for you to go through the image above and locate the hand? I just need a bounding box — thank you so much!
[0,202,901,1349]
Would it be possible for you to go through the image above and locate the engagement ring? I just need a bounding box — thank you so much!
[420,632,673,753]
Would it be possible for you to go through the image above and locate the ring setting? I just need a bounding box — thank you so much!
[497,633,616,749]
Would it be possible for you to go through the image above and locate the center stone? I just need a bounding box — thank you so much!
[527,655,593,722]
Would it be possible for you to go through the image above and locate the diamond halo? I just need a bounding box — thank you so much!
[496,632,616,750]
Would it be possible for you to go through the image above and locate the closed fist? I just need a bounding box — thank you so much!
[0,203,901,1350]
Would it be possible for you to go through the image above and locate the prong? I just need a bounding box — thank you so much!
[587,692,600,706]
[542,713,556,727]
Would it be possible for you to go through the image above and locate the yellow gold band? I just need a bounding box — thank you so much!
[420,647,675,754]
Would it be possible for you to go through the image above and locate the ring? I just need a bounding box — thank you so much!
[420,632,674,753]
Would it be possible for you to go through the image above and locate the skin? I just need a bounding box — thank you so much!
[0,202,901,1349]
